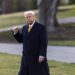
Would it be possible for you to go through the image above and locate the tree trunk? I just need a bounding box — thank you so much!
[37,0,59,32]
[48,0,59,31]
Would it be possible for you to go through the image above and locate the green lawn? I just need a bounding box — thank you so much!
[0,12,25,28]
[48,40,75,46]
[0,53,21,75]
[0,5,75,28]
[49,60,75,75]
[0,53,75,75]
[57,5,75,18]
[57,9,75,18]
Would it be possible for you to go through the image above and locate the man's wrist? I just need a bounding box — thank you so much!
[39,56,45,58]
[14,31,18,35]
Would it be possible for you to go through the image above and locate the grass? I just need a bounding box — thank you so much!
[0,53,21,75]
[57,4,75,18]
[48,40,75,46]
[49,60,75,75]
[0,5,75,28]
[0,53,75,75]
[0,12,25,28]
[57,9,75,18]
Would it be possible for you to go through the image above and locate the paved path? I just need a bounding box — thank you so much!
[58,17,75,24]
[0,25,23,32]
[0,43,75,63]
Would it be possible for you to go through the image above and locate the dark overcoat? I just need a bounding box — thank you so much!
[14,22,50,75]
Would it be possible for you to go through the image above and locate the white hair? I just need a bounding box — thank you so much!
[24,11,35,17]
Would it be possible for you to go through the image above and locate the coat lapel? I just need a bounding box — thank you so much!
[24,22,38,38]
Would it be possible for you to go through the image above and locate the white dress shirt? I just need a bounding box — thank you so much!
[29,20,35,29]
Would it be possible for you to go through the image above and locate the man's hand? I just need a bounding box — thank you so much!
[12,26,19,34]
[39,56,45,63]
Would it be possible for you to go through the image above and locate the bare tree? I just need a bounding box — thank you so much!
[37,0,60,32]
[1,0,28,13]
[2,0,13,13]
[17,0,28,11]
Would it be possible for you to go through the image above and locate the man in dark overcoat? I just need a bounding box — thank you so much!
[13,11,50,75]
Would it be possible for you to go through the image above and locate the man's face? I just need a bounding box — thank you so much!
[25,13,35,25]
